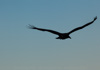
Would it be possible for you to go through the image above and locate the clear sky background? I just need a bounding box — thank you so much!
[0,0,100,70]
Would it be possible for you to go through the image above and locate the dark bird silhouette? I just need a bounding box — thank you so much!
[28,16,97,40]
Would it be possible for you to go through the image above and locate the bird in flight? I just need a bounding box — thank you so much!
[28,16,97,40]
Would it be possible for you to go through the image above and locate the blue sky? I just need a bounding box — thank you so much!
[0,0,100,70]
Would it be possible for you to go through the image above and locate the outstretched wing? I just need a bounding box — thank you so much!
[68,16,97,35]
[28,25,61,35]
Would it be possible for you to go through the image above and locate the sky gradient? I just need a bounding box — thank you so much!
[0,0,100,70]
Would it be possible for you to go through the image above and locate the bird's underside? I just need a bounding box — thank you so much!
[28,16,97,40]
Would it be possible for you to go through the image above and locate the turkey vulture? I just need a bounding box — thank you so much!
[28,16,97,40]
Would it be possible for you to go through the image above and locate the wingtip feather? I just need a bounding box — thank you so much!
[28,24,37,29]
[94,16,97,21]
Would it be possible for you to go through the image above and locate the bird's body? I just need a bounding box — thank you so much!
[28,16,97,40]
[55,33,71,39]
